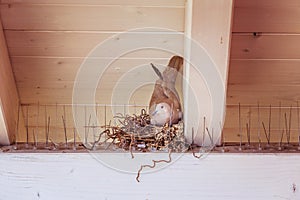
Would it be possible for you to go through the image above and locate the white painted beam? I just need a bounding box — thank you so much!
[0,153,298,200]
[184,0,234,145]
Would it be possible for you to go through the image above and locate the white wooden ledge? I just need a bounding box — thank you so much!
[0,153,299,200]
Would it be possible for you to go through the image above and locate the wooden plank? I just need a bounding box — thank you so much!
[12,57,170,86]
[11,56,183,102]
[0,0,185,7]
[228,60,300,86]
[233,0,300,33]
[235,0,300,7]
[5,31,112,57]
[231,34,300,59]
[5,31,183,57]
[0,4,184,31]
[227,84,300,105]
[0,153,299,200]
[18,86,153,103]
[184,0,234,145]
[0,16,20,145]
[227,60,300,105]
[191,0,233,77]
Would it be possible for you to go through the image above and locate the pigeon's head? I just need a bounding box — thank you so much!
[150,102,171,126]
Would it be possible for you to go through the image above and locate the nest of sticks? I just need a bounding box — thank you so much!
[85,109,188,153]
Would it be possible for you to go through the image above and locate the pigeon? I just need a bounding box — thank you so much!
[149,56,183,126]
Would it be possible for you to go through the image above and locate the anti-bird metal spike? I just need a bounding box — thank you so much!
[151,63,163,80]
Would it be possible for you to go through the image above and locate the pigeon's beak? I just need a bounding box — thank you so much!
[151,110,158,116]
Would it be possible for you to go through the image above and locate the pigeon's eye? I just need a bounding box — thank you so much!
[160,105,164,109]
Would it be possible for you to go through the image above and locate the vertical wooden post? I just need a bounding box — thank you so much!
[184,0,234,145]
[0,16,20,145]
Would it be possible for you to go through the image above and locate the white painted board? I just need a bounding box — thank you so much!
[0,153,299,200]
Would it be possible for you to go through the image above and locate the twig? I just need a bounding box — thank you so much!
[46,116,50,146]
[129,134,134,159]
[284,113,288,144]
[32,129,37,148]
[62,108,67,147]
[268,104,271,144]
[262,122,270,144]
[211,128,214,146]
[278,102,281,146]
[55,103,58,145]
[84,106,87,144]
[83,129,109,150]
[205,127,213,146]
[64,105,67,147]
[191,127,195,147]
[219,122,226,151]
[104,104,107,129]
[285,107,292,145]
[105,104,107,141]
[257,102,261,150]
[45,105,48,146]
[202,117,206,146]
[238,103,242,149]
[298,101,300,147]
[280,129,284,148]
[247,106,251,145]
[26,105,29,145]
[73,127,76,150]
[136,149,172,182]
[191,127,202,158]
[49,138,59,149]
[105,137,116,150]
[15,103,20,148]
[85,114,92,144]
[246,123,250,145]
[288,105,292,145]
[36,102,39,148]
[219,122,224,144]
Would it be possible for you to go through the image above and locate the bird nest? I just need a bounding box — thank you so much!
[85,109,188,153]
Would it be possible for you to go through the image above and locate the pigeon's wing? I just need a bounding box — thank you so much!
[149,81,168,106]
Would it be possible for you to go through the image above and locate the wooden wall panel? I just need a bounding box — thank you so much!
[12,57,177,103]
[225,0,300,142]
[224,105,300,143]
[0,0,185,6]
[227,60,300,105]
[233,0,300,33]
[227,85,300,105]
[231,34,300,59]
[0,4,184,31]
[228,60,300,86]
[5,31,111,57]
[14,58,170,87]
[5,31,180,57]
